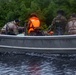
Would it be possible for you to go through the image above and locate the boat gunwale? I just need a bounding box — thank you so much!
[0,34,76,40]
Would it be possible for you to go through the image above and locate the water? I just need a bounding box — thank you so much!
[0,53,76,75]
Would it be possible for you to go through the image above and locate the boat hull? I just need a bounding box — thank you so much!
[0,35,76,53]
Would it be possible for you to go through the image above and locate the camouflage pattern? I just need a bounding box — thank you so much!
[67,18,76,34]
[51,14,67,35]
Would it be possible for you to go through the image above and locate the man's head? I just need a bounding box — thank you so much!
[71,13,76,18]
[57,10,65,16]
[29,13,38,18]
[14,19,20,26]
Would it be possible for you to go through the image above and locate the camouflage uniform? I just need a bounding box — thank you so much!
[51,15,67,35]
[1,21,19,35]
[67,17,76,34]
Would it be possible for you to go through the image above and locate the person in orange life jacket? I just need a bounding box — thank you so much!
[27,13,41,35]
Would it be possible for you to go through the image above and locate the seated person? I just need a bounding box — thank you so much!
[27,13,43,36]
[49,10,67,35]
[66,13,76,34]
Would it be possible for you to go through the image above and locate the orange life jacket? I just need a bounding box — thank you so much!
[28,17,40,34]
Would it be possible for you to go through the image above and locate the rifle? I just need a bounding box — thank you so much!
[47,24,53,33]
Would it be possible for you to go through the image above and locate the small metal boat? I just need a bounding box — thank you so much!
[0,35,76,53]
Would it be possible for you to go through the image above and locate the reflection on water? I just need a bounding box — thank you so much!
[0,53,76,75]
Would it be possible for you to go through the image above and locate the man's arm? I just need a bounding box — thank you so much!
[47,18,55,32]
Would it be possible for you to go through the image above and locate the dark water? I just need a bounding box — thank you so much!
[0,53,76,75]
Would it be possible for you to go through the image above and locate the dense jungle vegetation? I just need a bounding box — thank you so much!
[0,0,76,29]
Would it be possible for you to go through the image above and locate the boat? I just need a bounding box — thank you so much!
[0,34,76,54]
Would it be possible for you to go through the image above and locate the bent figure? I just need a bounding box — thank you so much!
[1,19,20,35]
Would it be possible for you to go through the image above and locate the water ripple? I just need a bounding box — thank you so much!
[0,53,76,75]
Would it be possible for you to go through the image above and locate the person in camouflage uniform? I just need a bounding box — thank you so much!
[1,19,20,35]
[66,13,76,34]
[49,10,67,35]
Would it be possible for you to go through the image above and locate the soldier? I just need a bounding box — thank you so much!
[49,10,67,35]
[1,19,20,35]
[67,13,76,34]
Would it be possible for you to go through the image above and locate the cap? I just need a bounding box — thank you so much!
[71,13,76,17]
[30,13,38,17]
[15,19,20,22]
[57,10,65,15]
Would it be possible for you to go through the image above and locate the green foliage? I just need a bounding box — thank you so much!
[0,0,76,29]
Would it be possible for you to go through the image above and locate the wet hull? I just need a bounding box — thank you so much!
[0,35,76,53]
